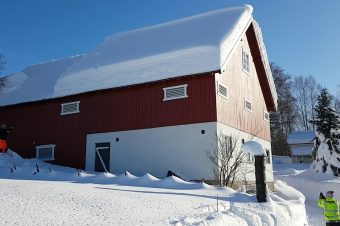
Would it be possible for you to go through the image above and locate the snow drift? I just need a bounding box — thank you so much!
[0,150,309,225]
[273,155,340,226]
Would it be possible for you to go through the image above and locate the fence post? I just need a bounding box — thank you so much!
[240,141,267,203]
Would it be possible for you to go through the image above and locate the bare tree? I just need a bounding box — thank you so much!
[292,76,310,130]
[0,54,7,90]
[308,76,322,129]
[206,133,248,187]
[292,75,321,130]
[270,63,296,156]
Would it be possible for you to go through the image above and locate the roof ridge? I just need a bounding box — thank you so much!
[102,5,253,45]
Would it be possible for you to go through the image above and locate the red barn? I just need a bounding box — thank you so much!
[0,5,277,186]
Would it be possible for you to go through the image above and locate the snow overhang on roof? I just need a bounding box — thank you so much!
[0,56,83,107]
[0,5,275,108]
[287,130,316,145]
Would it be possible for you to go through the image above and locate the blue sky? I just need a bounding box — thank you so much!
[0,0,339,95]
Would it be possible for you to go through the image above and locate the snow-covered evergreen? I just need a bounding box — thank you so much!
[311,88,340,176]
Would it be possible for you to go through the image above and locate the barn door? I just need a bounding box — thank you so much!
[95,142,110,172]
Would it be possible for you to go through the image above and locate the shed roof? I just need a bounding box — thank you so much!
[287,130,315,145]
[0,5,276,109]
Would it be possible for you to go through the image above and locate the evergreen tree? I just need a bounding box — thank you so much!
[313,88,340,138]
[311,88,340,176]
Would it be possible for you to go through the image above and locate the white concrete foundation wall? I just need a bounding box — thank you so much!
[216,122,274,183]
[86,122,217,180]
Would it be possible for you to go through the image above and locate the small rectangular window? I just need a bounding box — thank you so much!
[264,111,270,122]
[36,144,55,161]
[163,84,188,101]
[244,99,252,112]
[217,82,228,99]
[242,49,250,74]
[61,101,80,115]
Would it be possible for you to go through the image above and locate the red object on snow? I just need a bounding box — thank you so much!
[0,139,7,153]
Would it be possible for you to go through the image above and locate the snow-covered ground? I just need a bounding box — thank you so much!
[2,150,334,225]
[273,156,340,226]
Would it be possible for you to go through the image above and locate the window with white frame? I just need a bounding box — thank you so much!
[61,101,80,115]
[264,111,270,122]
[163,84,188,101]
[242,49,250,74]
[244,99,252,112]
[217,82,228,99]
[36,144,55,161]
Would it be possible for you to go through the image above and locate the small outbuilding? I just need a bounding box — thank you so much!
[287,130,315,163]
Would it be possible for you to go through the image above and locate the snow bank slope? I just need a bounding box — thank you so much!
[0,151,308,225]
[273,156,340,226]
[175,180,307,226]
[0,150,212,189]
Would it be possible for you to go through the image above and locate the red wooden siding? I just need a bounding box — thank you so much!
[0,73,217,169]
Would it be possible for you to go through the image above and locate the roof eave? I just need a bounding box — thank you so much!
[246,21,278,112]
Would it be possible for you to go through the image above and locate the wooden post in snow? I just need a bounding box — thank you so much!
[241,141,267,203]
[254,155,267,203]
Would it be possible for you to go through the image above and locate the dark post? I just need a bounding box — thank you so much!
[254,155,267,202]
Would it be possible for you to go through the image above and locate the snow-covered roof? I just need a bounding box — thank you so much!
[0,5,275,107]
[287,130,315,145]
[0,56,83,106]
